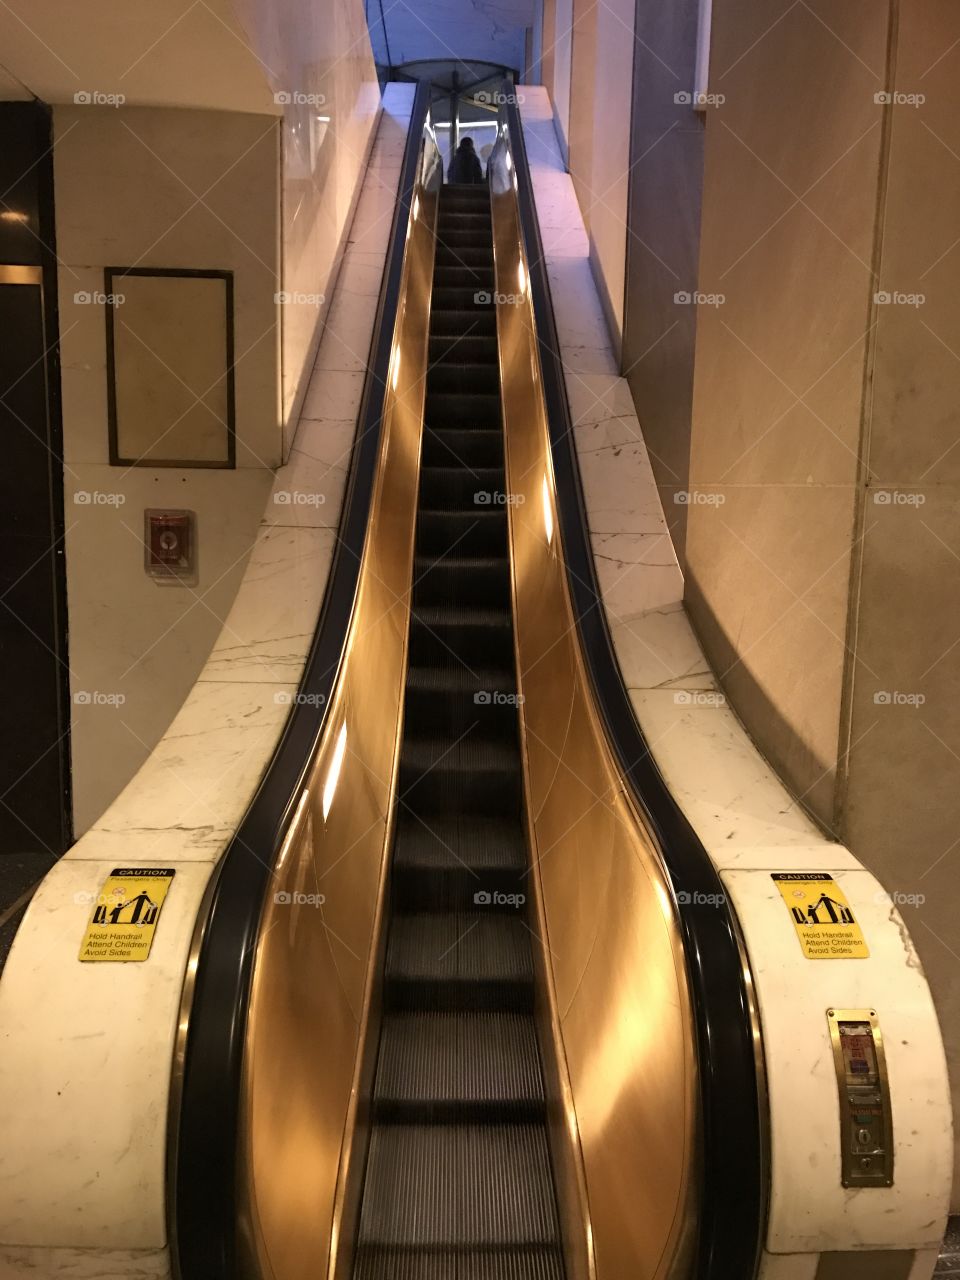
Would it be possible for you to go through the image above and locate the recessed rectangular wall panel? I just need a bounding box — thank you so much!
[106,267,235,467]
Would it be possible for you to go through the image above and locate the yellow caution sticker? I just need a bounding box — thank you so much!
[78,868,176,962]
[772,873,869,960]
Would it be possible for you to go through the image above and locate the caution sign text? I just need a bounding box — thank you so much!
[772,872,869,960]
[79,868,176,962]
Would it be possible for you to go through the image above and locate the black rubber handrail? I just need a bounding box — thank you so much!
[504,97,766,1278]
[172,80,432,1280]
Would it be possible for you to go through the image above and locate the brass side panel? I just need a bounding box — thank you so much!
[490,136,699,1279]
[236,129,440,1280]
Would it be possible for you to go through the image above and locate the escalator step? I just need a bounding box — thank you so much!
[437,245,494,268]
[424,393,502,429]
[433,266,494,290]
[422,426,504,469]
[392,812,527,912]
[417,509,507,558]
[356,1123,560,1247]
[408,605,514,670]
[384,911,533,1011]
[432,286,499,312]
[402,665,519,745]
[353,1245,565,1280]
[429,334,499,365]
[399,736,521,818]
[437,229,495,249]
[373,1012,544,1121]
[430,307,497,336]
[413,555,510,609]
[419,465,506,507]
[428,363,500,396]
[393,813,527,876]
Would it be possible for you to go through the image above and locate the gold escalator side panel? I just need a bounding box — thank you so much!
[490,137,700,1279]
[235,128,441,1280]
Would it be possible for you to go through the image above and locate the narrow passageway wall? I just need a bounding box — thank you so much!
[679,0,960,1209]
[0,0,380,834]
[536,0,960,1211]
[621,0,705,561]
[539,0,632,348]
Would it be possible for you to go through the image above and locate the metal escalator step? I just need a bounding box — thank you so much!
[430,307,498,336]
[408,605,514,670]
[413,555,510,610]
[396,732,522,819]
[384,911,533,1011]
[400,684,518,754]
[419,465,506,508]
[373,1011,545,1121]
[424,393,502,429]
[429,334,499,365]
[353,1245,566,1280]
[356,1123,560,1248]
[433,265,494,289]
[439,228,495,248]
[399,736,521,819]
[393,814,526,875]
[428,363,501,396]
[422,426,504,469]
[392,812,527,912]
[417,509,507,558]
[437,246,494,269]
[432,286,499,312]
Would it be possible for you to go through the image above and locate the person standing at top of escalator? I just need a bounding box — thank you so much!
[448,135,484,184]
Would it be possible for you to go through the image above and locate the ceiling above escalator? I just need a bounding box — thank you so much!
[363,0,536,84]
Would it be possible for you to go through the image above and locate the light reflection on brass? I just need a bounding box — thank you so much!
[489,128,700,1280]
[236,118,441,1280]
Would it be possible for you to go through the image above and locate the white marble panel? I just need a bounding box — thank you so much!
[76,679,298,858]
[0,859,213,1246]
[723,868,952,1254]
[0,1246,170,1279]
[203,526,336,681]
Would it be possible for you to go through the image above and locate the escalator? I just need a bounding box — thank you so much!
[352,182,565,1280]
[173,81,764,1280]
